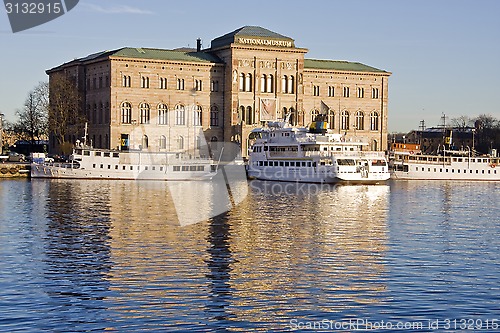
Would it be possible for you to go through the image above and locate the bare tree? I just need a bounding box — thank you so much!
[48,74,84,153]
[15,82,48,149]
[451,115,473,130]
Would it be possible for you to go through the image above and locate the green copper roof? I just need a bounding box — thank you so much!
[211,26,295,49]
[110,47,222,63]
[304,59,389,73]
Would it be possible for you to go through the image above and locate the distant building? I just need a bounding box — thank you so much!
[406,127,475,154]
[46,26,391,156]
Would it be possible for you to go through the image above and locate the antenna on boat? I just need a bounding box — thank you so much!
[83,122,88,147]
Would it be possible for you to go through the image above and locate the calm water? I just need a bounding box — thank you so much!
[0,178,499,332]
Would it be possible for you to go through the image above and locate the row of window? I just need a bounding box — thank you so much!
[90,164,206,172]
[120,102,219,127]
[311,110,380,131]
[122,75,220,92]
[415,167,497,175]
[87,76,109,90]
[87,102,110,125]
[317,86,379,98]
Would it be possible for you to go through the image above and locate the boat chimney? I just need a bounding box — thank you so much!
[196,38,202,52]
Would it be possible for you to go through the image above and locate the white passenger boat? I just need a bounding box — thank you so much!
[390,129,500,181]
[31,148,218,180]
[246,118,390,184]
[391,150,500,181]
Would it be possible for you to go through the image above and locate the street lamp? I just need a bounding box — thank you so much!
[472,128,476,156]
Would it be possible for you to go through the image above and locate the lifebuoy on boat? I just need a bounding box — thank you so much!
[9,167,18,174]
[0,168,8,174]
[490,163,496,168]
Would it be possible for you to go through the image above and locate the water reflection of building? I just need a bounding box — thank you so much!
[219,182,390,321]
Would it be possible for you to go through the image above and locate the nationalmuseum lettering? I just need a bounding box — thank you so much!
[237,37,293,48]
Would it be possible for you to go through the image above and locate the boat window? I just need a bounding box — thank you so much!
[145,166,148,171]
[182,166,189,171]
[337,159,356,166]
[115,165,118,170]
[160,167,164,171]
[93,164,96,168]
[279,162,284,167]
[95,152,102,157]
[259,161,263,166]
[100,164,103,168]
[312,162,317,167]
[130,166,133,170]
[84,151,90,156]
[173,166,180,171]
[75,149,82,155]
[285,162,289,167]
[108,165,111,169]
[264,146,268,151]
[264,161,268,166]
[113,153,119,158]
[104,152,110,157]
[197,166,205,171]
[190,166,197,171]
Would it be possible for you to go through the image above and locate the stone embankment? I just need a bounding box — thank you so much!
[0,163,30,178]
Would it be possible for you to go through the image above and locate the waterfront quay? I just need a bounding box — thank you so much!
[0,162,29,178]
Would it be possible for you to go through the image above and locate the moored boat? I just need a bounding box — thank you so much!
[31,148,218,180]
[246,117,390,184]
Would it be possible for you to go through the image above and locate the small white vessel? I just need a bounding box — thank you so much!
[246,117,390,184]
[31,148,218,180]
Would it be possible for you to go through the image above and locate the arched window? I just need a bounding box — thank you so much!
[194,105,202,126]
[246,106,253,124]
[245,74,252,92]
[328,110,335,129]
[282,75,287,93]
[239,73,245,91]
[210,106,219,127]
[355,111,364,130]
[121,102,131,124]
[176,78,184,90]
[311,109,319,122]
[288,75,294,94]
[159,135,167,149]
[370,111,379,131]
[260,74,266,92]
[105,102,109,124]
[92,103,97,124]
[240,105,245,123]
[288,107,296,125]
[267,74,274,93]
[99,102,103,124]
[142,135,148,149]
[158,104,168,125]
[175,104,185,125]
[341,110,350,130]
[140,103,150,124]
[177,136,184,150]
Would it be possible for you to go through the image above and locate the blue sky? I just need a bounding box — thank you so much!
[1,0,499,132]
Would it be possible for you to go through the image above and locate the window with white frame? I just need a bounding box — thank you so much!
[193,105,202,126]
[341,110,349,130]
[372,87,379,99]
[158,104,168,125]
[370,111,379,131]
[175,105,185,125]
[159,77,167,89]
[355,110,364,130]
[121,102,132,124]
[141,76,149,88]
[140,103,150,124]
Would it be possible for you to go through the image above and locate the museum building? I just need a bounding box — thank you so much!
[46,26,391,156]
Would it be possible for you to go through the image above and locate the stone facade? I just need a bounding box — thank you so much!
[47,26,391,156]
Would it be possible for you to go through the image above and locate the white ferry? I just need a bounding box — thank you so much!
[246,118,390,184]
[391,150,499,181]
[31,148,218,180]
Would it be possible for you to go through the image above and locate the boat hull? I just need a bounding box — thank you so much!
[247,166,389,184]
